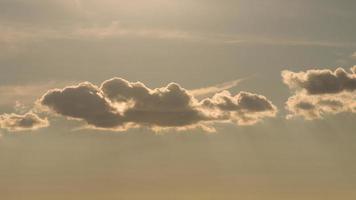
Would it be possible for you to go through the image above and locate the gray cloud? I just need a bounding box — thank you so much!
[201,91,277,125]
[101,78,208,128]
[285,93,355,120]
[283,67,356,120]
[0,112,49,132]
[39,78,277,132]
[40,82,122,128]
[282,67,356,95]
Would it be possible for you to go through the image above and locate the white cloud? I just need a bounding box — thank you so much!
[190,79,245,98]
[0,112,49,132]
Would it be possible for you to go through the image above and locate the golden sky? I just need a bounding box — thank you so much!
[0,0,356,199]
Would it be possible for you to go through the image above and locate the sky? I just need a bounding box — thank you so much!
[0,0,356,199]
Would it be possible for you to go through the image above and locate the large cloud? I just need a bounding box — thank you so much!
[39,78,277,132]
[282,67,356,120]
[0,112,49,132]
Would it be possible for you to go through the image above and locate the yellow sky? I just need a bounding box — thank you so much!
[0,0,356,199]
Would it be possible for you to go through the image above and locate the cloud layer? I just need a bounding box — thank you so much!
[0,112,49,132]
[282,67,356,120]
[39,78,277,132]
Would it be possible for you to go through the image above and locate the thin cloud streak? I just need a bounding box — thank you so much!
[0,81,75,107]
[190,78,245,98]
[1,23,355,48]
[224,37,356,48]
[74,21,199,40]
[351,52,356,59]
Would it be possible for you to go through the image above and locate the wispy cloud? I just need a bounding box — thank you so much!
[351,51,356,59]
[1,22,356,48]
[73,21,200,40]
[190,78,245,98]
[0,81,74,108]
[224,37,356,48]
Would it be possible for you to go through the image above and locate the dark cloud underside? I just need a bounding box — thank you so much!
[39,77,277,132]
[283,67,356,120]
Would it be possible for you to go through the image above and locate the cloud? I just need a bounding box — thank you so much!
[39,78,277,132]
[285,92,355,120]
[224,37,356,48]
[282,67,356,120]
[0,22,200,46]
[0,81,72,108]
[351,65,356,74]
[0,112,49,132]
[201,91,277,125]
[40,82,122,128]
[190,79,244,98]
[282,67,356,95]
[3,21,356,51]
[74,21,199,41]
[351,52,356,59]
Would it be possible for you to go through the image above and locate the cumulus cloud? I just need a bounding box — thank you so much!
[282,67,356,95]
[40,82,122,128]
[201,91,277,125]
[282,67,356,120]
[39,78,277,132]
[0,112,49,132]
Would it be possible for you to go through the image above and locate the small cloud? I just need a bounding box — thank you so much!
[14,101,28,114]
[190,78,245,98]
[201,91,277,125]
[285,92,355,120]
[282,67,356,120]
[351,65,356,74]
[0,112,49,132]
[351,52,356,59]
[282,67,356,95]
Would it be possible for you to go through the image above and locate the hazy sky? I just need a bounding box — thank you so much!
[0,1,356,199]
